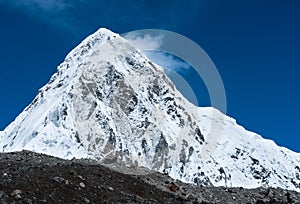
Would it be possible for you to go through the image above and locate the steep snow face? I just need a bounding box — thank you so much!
[1,28,300,192]
[181,107,300,191]
[1,28,203,167]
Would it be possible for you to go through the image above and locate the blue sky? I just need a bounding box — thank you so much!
[0,0,299,152]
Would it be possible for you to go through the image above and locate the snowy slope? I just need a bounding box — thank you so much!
[0,28,299,192]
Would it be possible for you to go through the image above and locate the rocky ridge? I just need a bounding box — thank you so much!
[1,151,300,204]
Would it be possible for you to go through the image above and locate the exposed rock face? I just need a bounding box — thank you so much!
[0,28,299,192]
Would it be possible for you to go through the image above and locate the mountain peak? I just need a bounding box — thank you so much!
[1,28,299,192]
[95,27,117,35]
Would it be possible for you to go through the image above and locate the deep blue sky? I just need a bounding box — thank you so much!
[0,0,299,152]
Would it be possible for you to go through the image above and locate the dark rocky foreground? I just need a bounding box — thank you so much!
[0,151,299,204]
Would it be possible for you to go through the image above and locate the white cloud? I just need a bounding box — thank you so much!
[123,32,190,72]
[143,51,191,72]
[124,33,163,50]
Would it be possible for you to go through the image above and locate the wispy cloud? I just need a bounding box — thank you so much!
[123,32,191,73]
[0,0,79,33]
[12,0,68,11]
[124,33,163,50]
[143,51,191,73]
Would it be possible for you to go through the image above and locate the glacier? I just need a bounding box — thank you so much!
[0,28,299,192]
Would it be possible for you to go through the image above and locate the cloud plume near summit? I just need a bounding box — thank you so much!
[124,32,191,73]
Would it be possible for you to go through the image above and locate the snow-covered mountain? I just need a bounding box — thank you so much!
[0,28,299,192]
